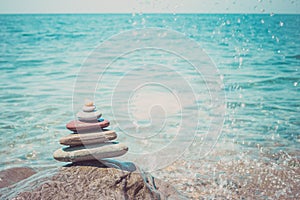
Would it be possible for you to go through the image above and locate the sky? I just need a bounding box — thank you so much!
[0,0,299,14]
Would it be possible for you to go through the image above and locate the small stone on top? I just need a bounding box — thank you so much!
[85,101,94,107]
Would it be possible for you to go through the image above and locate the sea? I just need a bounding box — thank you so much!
[0,14,299,199]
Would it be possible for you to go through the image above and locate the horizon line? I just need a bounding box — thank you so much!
[0,12,299,15]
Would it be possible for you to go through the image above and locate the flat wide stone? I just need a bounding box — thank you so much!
[66,120,109,132]
[53,142,128,162]
[59,130,117,146]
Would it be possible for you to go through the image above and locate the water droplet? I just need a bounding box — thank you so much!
[261,19,265,24]
[26,151,37,159]
[279,21,284,27]
[239,57,243,68]
[141,18,146,25]
[294,82,298,86]
[270,12,274,16]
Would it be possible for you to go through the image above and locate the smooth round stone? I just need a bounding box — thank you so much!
[53,142,128,162]
[66,120,110,132]
[85,101,94,107]
[82,105,96,112]
[59,130,117,146]
[76,110,102,122]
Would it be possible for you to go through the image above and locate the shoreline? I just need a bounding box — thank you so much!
[1,148,299,199]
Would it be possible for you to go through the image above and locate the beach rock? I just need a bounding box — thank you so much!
[66,120,109,132]
[0,167,36,188]
[76,110,102,122]
[53,142,128,162]
[82,105,96,112]
[59,130,117,146]
[10,163,185,200]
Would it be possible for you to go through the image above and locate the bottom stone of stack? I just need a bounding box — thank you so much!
[53,142,128,162]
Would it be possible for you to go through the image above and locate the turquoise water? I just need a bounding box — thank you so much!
[0,14,299,178]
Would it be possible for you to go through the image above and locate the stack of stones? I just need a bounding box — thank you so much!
[53,101,128,163]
